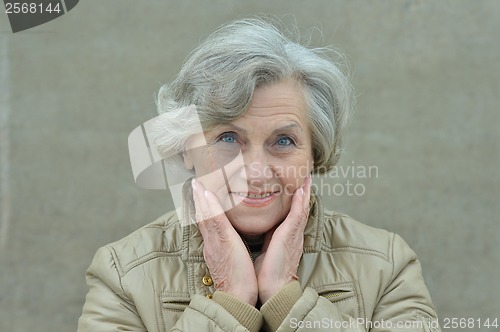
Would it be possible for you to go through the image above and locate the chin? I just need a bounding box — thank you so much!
[226,210,285,236]
[233,223,275,236]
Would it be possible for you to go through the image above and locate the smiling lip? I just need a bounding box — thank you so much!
[231,191,278,207]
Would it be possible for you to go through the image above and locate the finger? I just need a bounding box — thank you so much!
[192,178,231,239]
[302,175,312,216]
[288,183,306,220]
[297,175,312,216]
[203,188,225,217]
[192,178,211,240]
[192,178,208,223]
[282,176,311,232]
[192,179,225,220]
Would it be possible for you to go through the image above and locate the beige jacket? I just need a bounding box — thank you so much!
[78,193,441,331]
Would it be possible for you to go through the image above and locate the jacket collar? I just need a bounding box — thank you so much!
[181,186,324,261]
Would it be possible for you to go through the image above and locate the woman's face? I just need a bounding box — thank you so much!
[184,80,313,235]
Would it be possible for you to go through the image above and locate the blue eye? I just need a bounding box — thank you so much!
[218,132,238,144]
[276,136,293,146]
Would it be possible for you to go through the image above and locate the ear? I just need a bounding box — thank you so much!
[182,149,194,170]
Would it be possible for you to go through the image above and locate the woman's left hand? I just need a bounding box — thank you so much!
[254,176,312,303]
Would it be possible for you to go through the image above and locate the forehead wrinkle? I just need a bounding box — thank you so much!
[241,111,307,134]
[211,81,310,137]
[271,122,304,134]
[212,122,248,135]
[249,87,307,113]
[244,106,306,118]
[248,97,306,112]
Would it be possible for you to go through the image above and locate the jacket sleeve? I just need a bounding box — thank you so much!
[77,246,147,332]
[261,234,441,332]
[79,246,263,332]
[171,293,262,332]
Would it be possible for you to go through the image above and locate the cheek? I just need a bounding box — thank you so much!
[189,147,223,176]
[274,154,313,193]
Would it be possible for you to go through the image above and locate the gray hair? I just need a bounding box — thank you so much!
[153,18,354,173]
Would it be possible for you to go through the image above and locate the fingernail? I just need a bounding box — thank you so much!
[204,190,208,197]
[300,187,304,195]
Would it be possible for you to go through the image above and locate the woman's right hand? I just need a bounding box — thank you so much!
[191,178,258,306]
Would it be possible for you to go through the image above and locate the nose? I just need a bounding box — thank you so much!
[243,147,274,187]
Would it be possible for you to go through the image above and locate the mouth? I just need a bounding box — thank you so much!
[230,191,279,207]
[235,192,273,199]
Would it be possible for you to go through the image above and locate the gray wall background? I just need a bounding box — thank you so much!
[1,1,499,331]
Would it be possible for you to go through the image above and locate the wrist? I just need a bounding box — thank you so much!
[227,288,258,306]
[259,285,280,304]
[259,276,296,303]
[260,281,302,331]
[212,291,263,332]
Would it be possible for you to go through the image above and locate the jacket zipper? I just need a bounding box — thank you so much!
[242,238,255,263]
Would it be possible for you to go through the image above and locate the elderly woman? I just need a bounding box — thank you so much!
[78,19,441,331]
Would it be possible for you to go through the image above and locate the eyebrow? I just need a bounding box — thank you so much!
[271,122,303,134]
[217,122,303,135]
